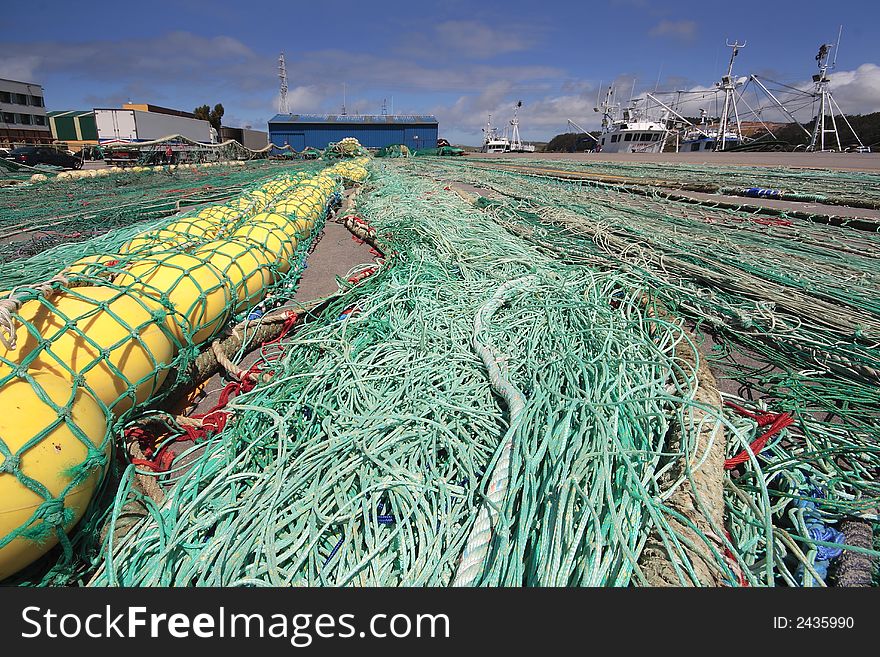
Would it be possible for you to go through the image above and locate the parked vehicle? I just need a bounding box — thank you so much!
[75,145,105,161]
[3,146,83,169]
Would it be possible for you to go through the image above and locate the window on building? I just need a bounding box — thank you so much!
[2,112,15,124]
[623,133,633,142]
[0,91,10,103]
[15,93,29,105]
[33,115,46,126]
[601,138,605,145]
[18,113,32,125]
[652,133,661,141]
[30,95,44,107]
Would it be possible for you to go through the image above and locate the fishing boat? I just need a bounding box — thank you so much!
[481,115,511,153]
[674,41,749,152]
[679,111,742,151]
[480,102,536,153]
[593,87,668,153]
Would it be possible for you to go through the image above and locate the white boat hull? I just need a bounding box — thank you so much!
[598,127,666,153]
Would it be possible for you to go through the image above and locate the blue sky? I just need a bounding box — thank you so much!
[4,0,879,144]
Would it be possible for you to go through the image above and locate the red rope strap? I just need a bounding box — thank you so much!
[723,400,794,469]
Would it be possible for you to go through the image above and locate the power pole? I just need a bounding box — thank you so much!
[278,53,289,115]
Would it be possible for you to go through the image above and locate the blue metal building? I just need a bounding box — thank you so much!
[267,114,439,152]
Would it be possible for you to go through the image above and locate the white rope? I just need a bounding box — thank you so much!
[0,270,69,351]
[452,274,534,587]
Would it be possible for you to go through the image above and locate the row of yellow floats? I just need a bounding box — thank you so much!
[30,159,251,184]
[0,157,370,580]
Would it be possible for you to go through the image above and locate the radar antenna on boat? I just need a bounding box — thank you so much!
[714,40,747,151]
[805,27,864,151]
[747,25,866,152]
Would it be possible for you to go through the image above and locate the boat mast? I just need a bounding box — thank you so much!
[806,28,863,152]
[594,86,617,131]
[483,113,494,143]
[510,101,523,150]
[715,40,746,151]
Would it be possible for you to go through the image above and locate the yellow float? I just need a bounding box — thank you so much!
[197,205,239,224]
[0,371,109,582]
[114,253,232,345]
[118,229,189,257]
[193,238,275,313]
[232,218,298,274]
[163,217,219,240]
[0,287,176,414]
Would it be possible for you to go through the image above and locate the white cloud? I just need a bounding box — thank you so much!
[432,20,535,59]
[1,32,269,91]
[0,55,41,82]
[649,20,697,41]
[829,63,880,114]
[430,81,605,144]
[284,86,326,113]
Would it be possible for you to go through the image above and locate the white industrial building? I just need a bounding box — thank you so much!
[0,78,52,146]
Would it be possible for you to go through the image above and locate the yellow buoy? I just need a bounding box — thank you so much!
[115,253,231,345]
[225,197,256,213]
[197,205,239,224]
[249,212,298,235]
[164,217,218,240]
[234,190,270,213]
[193,238,274,313]
[0,371,108,582]
[118,229,189,257]
[0,287,175,414]
[274,204,317,236]
[232,219,297,273]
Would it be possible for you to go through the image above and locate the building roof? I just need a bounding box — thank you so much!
[269,114,438,125]
[0,77,43,88]
[122,103,197,119]
[47,110,94,118]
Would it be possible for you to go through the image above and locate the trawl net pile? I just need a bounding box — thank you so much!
[0,158,369,581]
[89,162,739,586]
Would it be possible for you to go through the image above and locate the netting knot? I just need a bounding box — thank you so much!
[79,451,107,473]
[0,454,21,474]
[34,499,69,530]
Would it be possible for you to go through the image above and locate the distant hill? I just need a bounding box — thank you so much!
[765,112,880,149]
[544,132,601,152]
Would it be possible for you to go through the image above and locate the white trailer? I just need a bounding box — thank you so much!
[95,108,212,144]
